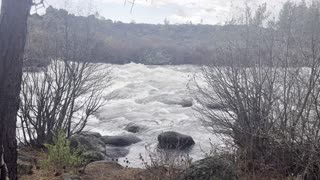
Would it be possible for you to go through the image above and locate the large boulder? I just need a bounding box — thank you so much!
[82,151,106,163]
[178,156,237,180]
[158,131,195,150]
[101,134,142,147]
[105,146,130,158]
[69,133,106,154]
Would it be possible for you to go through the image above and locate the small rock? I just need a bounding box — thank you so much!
[158,131,195,150]
[101,134,142,147]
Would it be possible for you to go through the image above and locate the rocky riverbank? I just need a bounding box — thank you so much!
[19,148,238,180]
[66,130,195,164]
[19,131,204,180]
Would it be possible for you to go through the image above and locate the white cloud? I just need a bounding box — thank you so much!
[117,0,293,24]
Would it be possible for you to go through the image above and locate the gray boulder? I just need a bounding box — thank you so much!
[101,134,142,147]
[178,156,237,180]
[69,134,106,154]
[105,146,130,158]
[158,131,195,150]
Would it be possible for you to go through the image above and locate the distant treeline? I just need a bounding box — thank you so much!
[24,2,316,67]
[24,6,246,67]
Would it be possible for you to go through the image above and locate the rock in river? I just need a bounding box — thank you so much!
[101,134,142,147]
[158,131,195,150]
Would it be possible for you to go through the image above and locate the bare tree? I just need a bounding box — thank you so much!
[19,61,111,147]
[0,0,35,179]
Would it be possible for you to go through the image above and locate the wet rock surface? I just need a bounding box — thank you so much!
[69,133,106,153]
[101,134,142,147]
[158,131,195,150]
[105,146,130,158]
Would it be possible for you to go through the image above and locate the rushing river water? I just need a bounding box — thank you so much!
[84,63,219,167]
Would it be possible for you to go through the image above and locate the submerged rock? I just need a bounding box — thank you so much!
[158,131,195,150]
[101,134,142,147]
[178,156,237,180]
[124,123,146,133]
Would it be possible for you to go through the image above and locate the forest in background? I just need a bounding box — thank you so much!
[24,3,317,68]
[24,6,247,67]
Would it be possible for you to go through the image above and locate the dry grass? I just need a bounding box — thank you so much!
[19,148,60,180]
[19,149,158,180]
[19,148,302,180]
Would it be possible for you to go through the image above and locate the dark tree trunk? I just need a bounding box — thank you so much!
[0,0,32,179]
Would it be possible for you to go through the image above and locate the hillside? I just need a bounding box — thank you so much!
[25,6,246,66]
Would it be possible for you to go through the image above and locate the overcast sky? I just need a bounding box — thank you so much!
[1,0,303,25]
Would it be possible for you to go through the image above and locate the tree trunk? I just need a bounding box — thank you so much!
[0,0,32,179]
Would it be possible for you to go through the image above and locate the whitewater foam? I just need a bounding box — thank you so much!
[84,63,219,167]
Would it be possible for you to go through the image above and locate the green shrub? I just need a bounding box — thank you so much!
[42,131,85,170]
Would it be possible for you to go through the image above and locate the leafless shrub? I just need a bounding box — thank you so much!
[17,3,113,147]
[138,145,192,180]
[17,60,111,147]
[193,2,320,179]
